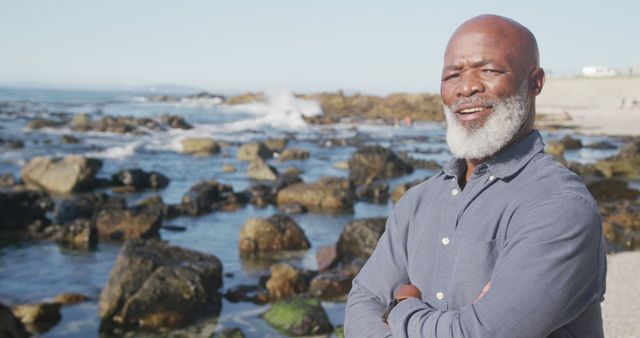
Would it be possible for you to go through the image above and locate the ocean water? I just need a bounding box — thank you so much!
[0,87,625,337]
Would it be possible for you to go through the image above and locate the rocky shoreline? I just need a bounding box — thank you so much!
[0,92,638,336]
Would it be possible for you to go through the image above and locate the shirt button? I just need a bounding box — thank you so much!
[436,292,444,300]
[489,175,495,181]
[441,237,450,245]
[451,189,459,196]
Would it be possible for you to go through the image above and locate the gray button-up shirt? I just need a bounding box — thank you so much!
[345,130,607,338]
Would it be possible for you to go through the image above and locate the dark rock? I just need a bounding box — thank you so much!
[560,135,583,150]
[161,224,187,232]
[95,208,161,240]
[111,169,169,191]
[61,134,80,144]
[0,190,52,232]
[224,285,269,304]
[307,271,353,300]
[99,240,223,330]
[133,195,184,219]
[11,302,61,335]
[0,302,29,338]
[273,170,303,192]
[239,214,310,253]
[348,145,413,184]
[355,180,389,203]
[21,156,102,194]
[160,114,193,130]
[278,203,307,214]
[247,184,275,207]
[337,218,387,263]
[278,148,310,162]
[586,141,617,150]
[48,218,98,249]
[54,192,126,224]
[594,137,640,178]
[587,178,640,202]
[276,177,355,212]
[262,297,333,336]
[181,180,233,215]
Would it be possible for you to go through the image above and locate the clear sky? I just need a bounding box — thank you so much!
[1,0,638,94]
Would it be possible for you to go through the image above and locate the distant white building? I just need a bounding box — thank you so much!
[582,65,617,77]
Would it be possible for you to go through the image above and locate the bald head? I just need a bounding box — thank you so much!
[446,14,540,74]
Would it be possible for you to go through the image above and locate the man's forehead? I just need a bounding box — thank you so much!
[444,32,514,65]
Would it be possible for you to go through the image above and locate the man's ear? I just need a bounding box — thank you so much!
[530,67,545,96]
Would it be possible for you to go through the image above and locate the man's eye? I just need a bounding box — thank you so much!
[444,74,459,80]
[483,69,500,74]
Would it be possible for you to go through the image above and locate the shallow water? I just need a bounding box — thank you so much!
[0,87,629,337]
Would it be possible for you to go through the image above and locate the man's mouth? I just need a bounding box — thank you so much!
[455,105,493,121]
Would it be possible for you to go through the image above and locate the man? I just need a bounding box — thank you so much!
[344,14,606,338]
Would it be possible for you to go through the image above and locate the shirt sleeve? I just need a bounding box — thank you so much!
[387,194,606,338]
[344,208,411,338]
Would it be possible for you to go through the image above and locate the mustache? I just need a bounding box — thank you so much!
[447,96,498,112]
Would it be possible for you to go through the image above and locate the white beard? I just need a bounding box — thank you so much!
[443,81,531,160]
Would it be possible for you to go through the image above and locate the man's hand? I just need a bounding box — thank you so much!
[474,282,492,303]
[395,284,422,300]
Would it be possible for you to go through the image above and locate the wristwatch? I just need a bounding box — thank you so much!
[382,296,407,325]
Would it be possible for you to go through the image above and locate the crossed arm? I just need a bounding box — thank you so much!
[344,195,605,338]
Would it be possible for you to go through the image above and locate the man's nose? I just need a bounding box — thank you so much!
[457,73,485,97]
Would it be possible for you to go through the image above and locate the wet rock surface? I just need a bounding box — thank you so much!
[181,180,235,215]
[239,215,310,253]
[99,239,223,331]
[262,297,333,336]
[11,302,62,335]
[21,155,102,194]
[276,177,355,212]
[348,145,413,184]
[237,142,273,162]
[95,208,162,240]
[0,302,29,338]
[0,189,53,232]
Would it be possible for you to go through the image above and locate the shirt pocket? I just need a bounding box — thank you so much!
[449,235,498,308]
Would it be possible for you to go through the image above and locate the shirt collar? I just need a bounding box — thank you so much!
[442,129,546,179]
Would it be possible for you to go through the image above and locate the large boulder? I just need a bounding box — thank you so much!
[160,114,193,130]
[99,240,223,331]
[239,215,310,253]
[355,180,389,203]
[247,160,279,181]
[336,217,387,263]
[237,142,273,161]
[276,177,355,212]
[181,180,234,215]
[181,138,220,156]
[0,190,53,232]
[262,297,333,336]
[95,208,162,240]
[0,303,29,338]
[266,263,307,300]
[348,146,413,184]
[560,135,583,150]
[21,156,102,194]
